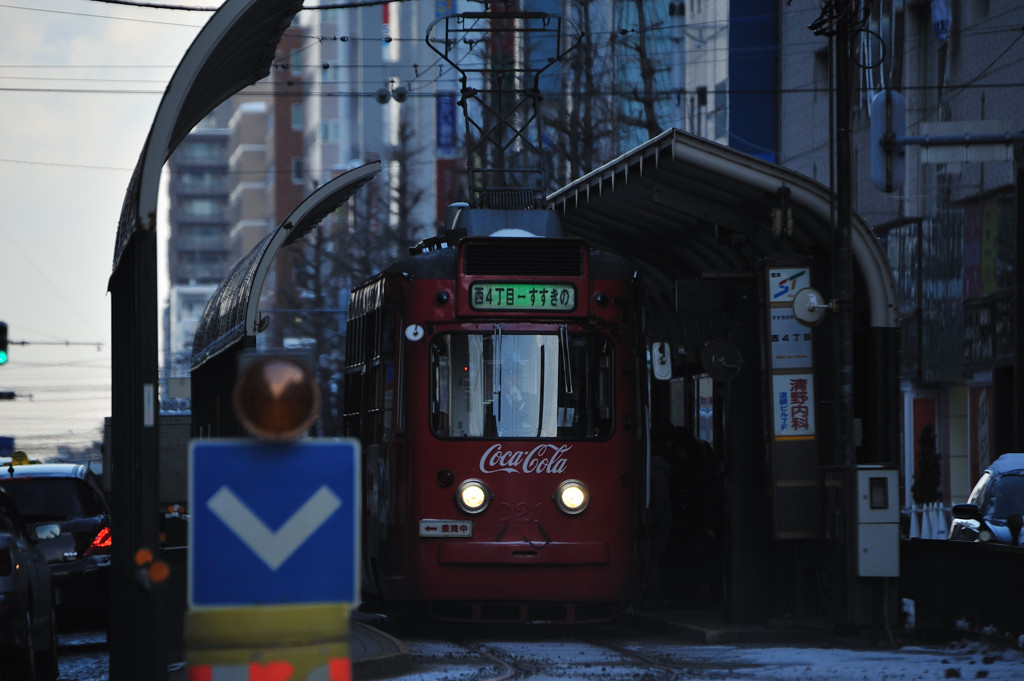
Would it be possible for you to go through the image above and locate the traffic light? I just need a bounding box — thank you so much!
[0,322,8,365]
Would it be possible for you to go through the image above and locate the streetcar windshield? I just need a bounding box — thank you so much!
[430,332,614,439]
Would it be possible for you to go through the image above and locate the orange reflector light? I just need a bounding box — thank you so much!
[134,547,154,567]
[148,560,170,584]
[233,355,321,441]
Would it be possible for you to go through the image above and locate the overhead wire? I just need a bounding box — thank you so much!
[1,1,1018,176]
[5,1,1016,100]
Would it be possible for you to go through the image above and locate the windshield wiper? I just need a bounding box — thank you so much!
[492,324,503,418]
[536,345,545,438]
[559,325,574,395]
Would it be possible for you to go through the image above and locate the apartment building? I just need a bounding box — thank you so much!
[778,0,1024,503]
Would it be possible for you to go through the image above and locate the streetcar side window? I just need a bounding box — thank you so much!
[562,336,614,438]
[344,303,398,443]
[430,334,487,437]
[430,341,451,434]
[342,372,362,437]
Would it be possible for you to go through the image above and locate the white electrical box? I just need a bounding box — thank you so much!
[856,466,900,577]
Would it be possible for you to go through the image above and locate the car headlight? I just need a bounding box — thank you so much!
[555,479,590,515]
[456,479,490,514]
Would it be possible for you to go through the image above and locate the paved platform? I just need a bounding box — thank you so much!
[348,608,848,679]
[174,608,886,679]
[628,607,840,645]
[351,619,411,679]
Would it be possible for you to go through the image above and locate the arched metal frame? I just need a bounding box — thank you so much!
[108,2,303,679]
[189,162,382,438]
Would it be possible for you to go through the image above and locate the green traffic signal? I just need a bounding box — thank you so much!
[0,322,7,365]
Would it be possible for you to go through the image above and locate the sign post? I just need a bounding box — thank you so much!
[184,438,360,681]
[763,264,823,539]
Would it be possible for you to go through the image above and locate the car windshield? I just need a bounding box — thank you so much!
[989,473,1024,519]
[0,478,104,520]
[430,331,614,439]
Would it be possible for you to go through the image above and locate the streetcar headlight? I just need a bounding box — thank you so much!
[555,479,590,515]
[979,528,993,542]
[456,479,491,514]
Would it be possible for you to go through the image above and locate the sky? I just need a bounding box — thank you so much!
[0,1,216,459]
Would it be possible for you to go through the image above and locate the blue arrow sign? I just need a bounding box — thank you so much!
[188,439,360,608]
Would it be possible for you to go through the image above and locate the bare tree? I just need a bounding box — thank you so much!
[615,0,665,138]
[279,107,433,433]
[387,112,430,256]
[544,0,673,188]
[277,219,350,435]
[545,0,620,189]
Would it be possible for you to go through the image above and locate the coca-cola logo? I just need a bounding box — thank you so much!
[479,443,571,475]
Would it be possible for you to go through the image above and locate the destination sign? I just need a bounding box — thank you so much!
[469,282,576,311]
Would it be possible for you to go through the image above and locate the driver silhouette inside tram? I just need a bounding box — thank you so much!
[498,382,540,437]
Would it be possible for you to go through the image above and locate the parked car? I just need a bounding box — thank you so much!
[0,462,111,622]
[0,487,59,680]
[949,452,1024,545]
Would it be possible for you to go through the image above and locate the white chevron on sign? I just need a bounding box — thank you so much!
[206,484,342,570]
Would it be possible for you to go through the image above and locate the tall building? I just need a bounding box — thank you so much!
[301,2,448,239]
[778,0,1024,503]
[163,19,310,389]
[164,107,232,388]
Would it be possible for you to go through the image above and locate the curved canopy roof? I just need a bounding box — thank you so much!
[548,129,898,331]
[112,0,303,274]
[191,161,382,371]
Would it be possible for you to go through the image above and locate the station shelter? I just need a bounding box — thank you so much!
[108,2,900,678]
[548,129,900,625]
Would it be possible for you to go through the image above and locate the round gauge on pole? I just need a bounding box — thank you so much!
[700,339,742,381]
[792,287,829,327]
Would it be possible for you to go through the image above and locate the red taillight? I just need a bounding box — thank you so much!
[84,526,112,556]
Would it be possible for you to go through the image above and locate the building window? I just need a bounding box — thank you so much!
[291,157,304,184]
[321,119,340,142]
[182,198,221,219]
[291,102,303,131]
[182,141,223,162]
[714,79,729,139]
[180,172,222,193]
[813,48,829,104]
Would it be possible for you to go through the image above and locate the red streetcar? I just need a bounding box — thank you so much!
[344,209,648,623]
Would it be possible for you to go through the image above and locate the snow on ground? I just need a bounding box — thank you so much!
[395,636,1024,680]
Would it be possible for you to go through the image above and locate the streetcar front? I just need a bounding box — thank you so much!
[352,234,645,622]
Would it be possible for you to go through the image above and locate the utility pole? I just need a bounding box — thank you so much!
[836,2,855,468]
